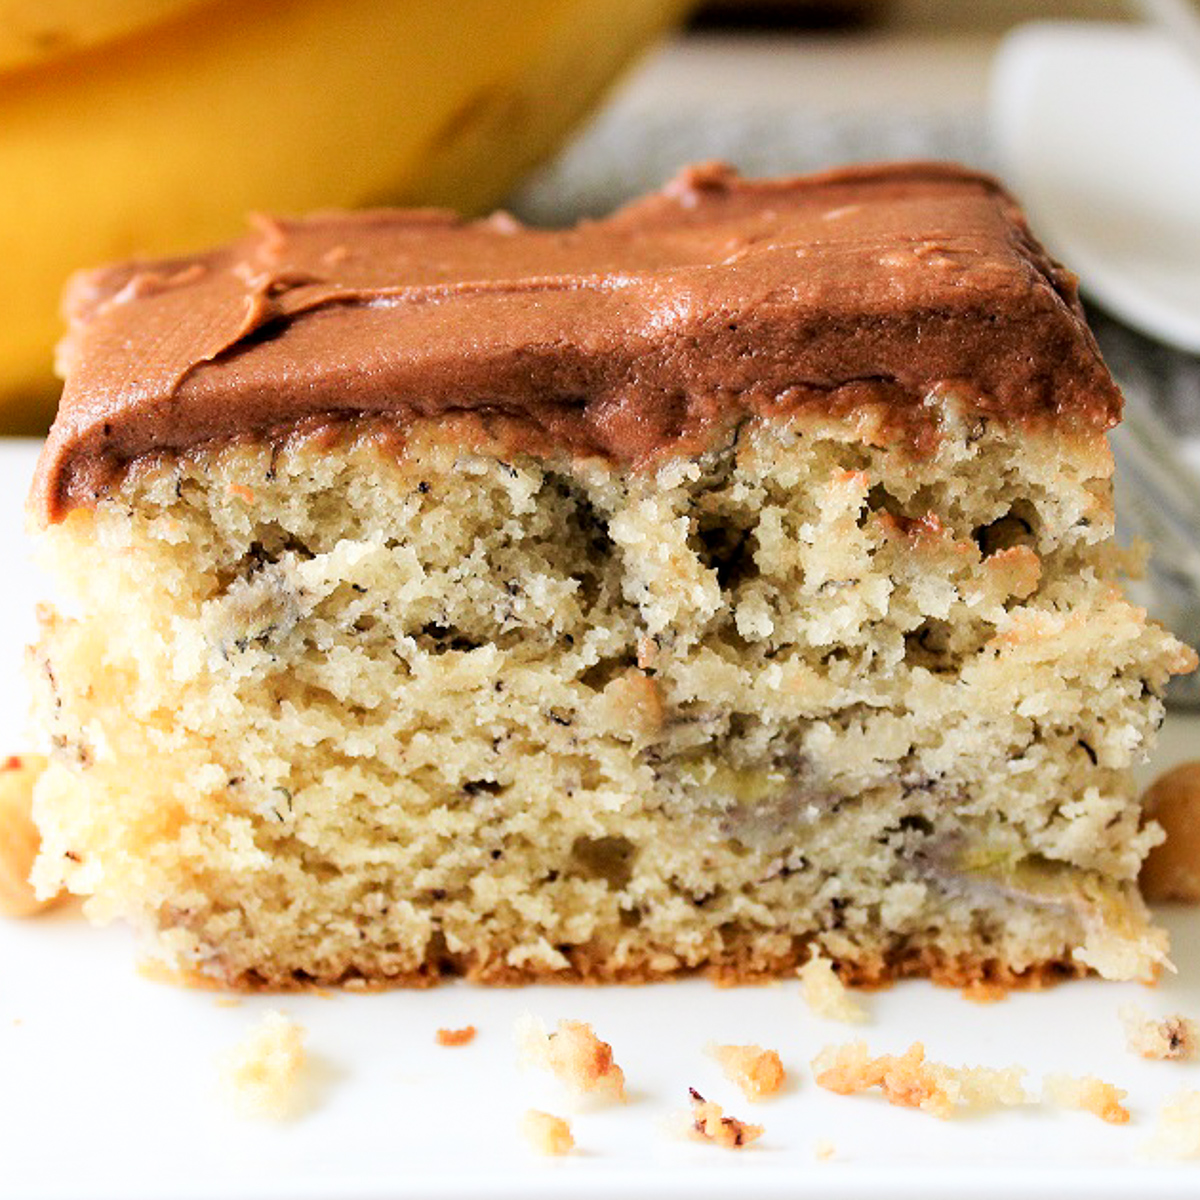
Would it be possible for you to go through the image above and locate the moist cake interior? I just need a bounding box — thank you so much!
[30,405,1187,987]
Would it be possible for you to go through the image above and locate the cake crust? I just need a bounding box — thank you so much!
[34,161,1119,523]
[145,931,1093,994]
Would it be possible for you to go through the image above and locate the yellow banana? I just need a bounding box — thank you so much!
[0,0,690,424]
[0,0,206,75]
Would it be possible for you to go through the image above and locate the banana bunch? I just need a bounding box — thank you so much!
[0,0,690,425]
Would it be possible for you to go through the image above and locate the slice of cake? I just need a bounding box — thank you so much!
[27,162,1195,989]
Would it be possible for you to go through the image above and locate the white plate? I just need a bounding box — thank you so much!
[990,23,1200,355]
[2,439,1199,1200]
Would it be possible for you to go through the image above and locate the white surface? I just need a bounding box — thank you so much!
[2,438,1200,1200]
[991,23,1200,354]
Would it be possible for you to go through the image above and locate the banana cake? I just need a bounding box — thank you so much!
[27,162,1196,989]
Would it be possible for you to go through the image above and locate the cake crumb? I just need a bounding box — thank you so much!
[1120,1005,1197,1061]
[1143,1090,1200,1158]
[813,1040,955,1117]
[516,1015,625,1101]
[1043,1073,1130,1124]
[814,1138,836,1161]
[520,1109,574,1156]
[798,951,866,1023]
[219,1010,308,1120]
[1140,761,1200,902]
[436,1025,477,1047]
[685,1088,764,1149]
[812,1040,1027,1119]
[708,1043,786,1101]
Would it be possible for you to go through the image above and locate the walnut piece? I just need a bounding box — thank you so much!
[520,1109,574,1156]
[598,668,664,740]
[1140,761,1200,902]
[0,754,56,918]
[1120,1004,1197,1061]
[686,1088,764,1149]
[708,1043,786,1101]
[516,1015,625,1101]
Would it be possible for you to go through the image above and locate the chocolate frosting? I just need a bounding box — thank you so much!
[32,161,1121,523]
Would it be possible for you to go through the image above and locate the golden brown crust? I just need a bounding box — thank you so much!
[147,934,1095,993]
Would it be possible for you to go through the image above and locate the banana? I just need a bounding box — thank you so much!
[0,0,206,75]
[0,0,690,422]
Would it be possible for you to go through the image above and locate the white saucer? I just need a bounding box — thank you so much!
[991,23,1200,355]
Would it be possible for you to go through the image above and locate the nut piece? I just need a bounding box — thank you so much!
[520,1109,574,1156]
[1141,762,1200,902]
[0,754,54,917]
[597,668,664,741]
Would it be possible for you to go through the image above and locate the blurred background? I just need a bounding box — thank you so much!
[2,0,1197,683]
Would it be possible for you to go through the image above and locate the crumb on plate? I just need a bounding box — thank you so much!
[436,1025,477,1047]
[516,1015,625,1101]
[708,1043,786,1101]
[219,1009,308,1120]
[1043,1073,1130,1124]
[520,1109,574,1156]
[1120,1004,1197,1061]
[798,951,866,1023]
[1143,1091,1200,1159]
[1140,761,1200,903]
[812,1040,1027,1119]
[685,1088,763,1149]
[814,1138,836,1161]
